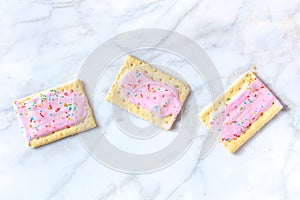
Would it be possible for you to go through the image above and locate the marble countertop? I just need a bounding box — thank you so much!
[1,0,300,199]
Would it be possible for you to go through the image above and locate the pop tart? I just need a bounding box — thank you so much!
[199,71,283,153]
[105,55,190,130]
[13,80,96,148]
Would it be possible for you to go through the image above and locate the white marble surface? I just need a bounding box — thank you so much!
[1,0,300,199]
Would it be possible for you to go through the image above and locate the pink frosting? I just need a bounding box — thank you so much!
[119,70,182,129]
[209,76,282,141]
[14,89,87,141]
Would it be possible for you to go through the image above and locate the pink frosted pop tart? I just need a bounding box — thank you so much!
[13,80,96,148]
[106,55,190,130]
[199,71,283,153]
